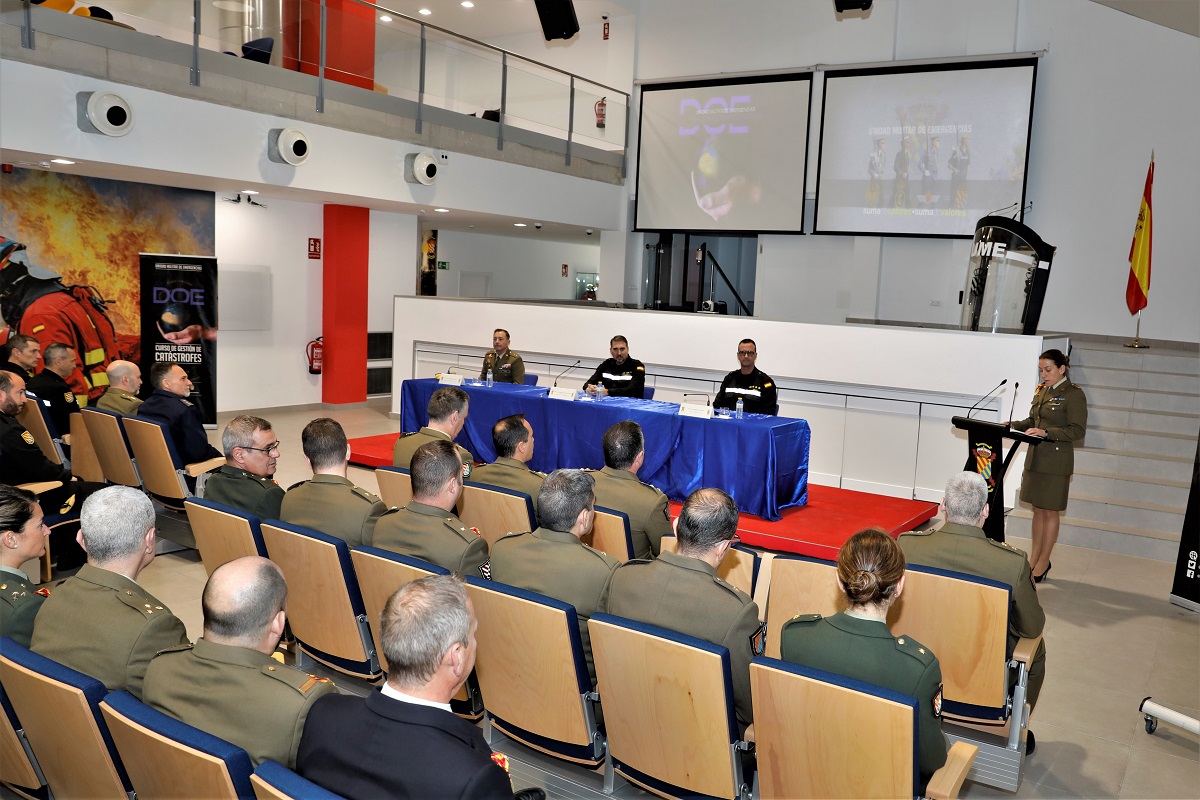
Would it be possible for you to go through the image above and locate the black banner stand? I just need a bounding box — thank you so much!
[952,417,1044,542]
[1169,437,1199,612]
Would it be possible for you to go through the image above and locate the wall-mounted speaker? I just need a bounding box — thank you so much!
[267,127,310,166]
[404,152,438,185]
[76,91,134,136]
[534,0,578,41]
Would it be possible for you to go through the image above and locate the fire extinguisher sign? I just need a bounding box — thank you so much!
[308,238,322,260]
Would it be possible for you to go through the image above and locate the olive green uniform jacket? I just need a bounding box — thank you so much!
[96,388,143,416]
[468,456,546,499]
[369,501,490,578]
[392,427,474,478]
[603,550,762,729]
[490,527,619,686]
[203,464,285,520]
[0,565,46,648]
[143,638,337,768]
[30,564,189,699]
[590,466,672,560]
[1010,380,1088,510]
[480,349,525,384]
[781,611,948,782]
[281,474,389,547]
[899,522,1046,707]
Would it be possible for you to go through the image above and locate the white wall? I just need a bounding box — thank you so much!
[368,210,420,332]
[433,230,600,301]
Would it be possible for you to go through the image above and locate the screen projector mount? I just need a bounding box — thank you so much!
[696,244,752,315]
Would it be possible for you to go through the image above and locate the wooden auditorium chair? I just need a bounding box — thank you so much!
[887,564,1042,793]
[587,506,634,563]
[588,614,753,800]
[465,577,606,770]
[0,680,48,800]
[184,497,268,576]
[458,481,536,548]
[16,481,61,582]
[0,637,132,799]
[251,760,348,800]
[122,415,223,511]
[761,553,846,658]
[80,407,144,489]
[750,657,978,800]
[101,690,254,800]
[374,466,412,508]
[16,392,67,467]
[659,533,765,601]
[259,520,381,680]
[68,412,106,482]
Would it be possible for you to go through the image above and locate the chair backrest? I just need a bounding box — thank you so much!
[643,387,655,400]
[123,415,188,501]
[523,374,539,386]
[374,466,412,508]
[349,547,448,673]
[659,535,760,599]
[0,637,129,799]
[251,760,347,800]
[16,394,62,465]
[240,36,274,64]
[100,690,254,800]
[763,554,847,658]
[81,407,142,488]
[588,614,745,800]
[750,657,918,800]
[887,564,1012,717]
[184,498,267,575]
[259,521,380,679]
[0,680,47,798]
[465,577,601,765]
[68,411,106,482]
[589,506,634,562]
[458,482,536,548]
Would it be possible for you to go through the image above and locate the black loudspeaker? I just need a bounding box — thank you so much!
[534,0,579,41]
[834,0,872,11]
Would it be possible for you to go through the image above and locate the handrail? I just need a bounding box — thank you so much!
[698,245,753,317]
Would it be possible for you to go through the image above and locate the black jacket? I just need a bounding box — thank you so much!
[137,388,220,465]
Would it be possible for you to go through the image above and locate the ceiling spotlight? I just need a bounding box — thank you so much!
[242,189,259,195]
[50,158,76,165]
[461,1,474,7]
[418,8,431,15]
[379,15,392,22]
[513,223,527,227]
[434,208,450,213]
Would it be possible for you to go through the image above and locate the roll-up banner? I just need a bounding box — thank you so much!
[140,253,218,426]
[1170,438,1199,612]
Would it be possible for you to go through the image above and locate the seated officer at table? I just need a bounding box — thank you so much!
[203,415,285,520]
[468,414,545,498]
[371,440,490,579]
[95,360,143,416]
[583,335,646,398]
[603,488,762,732]
[714,338,778,415]
[137,361,222,465]
[393,386,474,477]
[480,328,525,384]
[26,341,81,436]
[590,420,672,560]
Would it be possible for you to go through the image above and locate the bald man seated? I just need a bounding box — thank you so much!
[96,360,143,416]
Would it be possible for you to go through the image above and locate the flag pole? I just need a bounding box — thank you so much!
[1124,150,1154,349]
[1124,309,1149,349]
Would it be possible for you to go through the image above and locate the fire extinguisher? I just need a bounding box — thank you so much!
[306,336,324,375]
[594,97,606,129]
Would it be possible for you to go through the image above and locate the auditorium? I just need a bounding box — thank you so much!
[1,1,1196,798]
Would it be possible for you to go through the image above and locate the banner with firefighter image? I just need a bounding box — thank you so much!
[140,254,218,426]
[0,167,215,406]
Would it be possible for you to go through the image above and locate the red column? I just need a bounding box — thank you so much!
[282,0,376,91]
[322,204,369,404]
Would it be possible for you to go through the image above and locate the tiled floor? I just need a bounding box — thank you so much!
[119,401,1200,798]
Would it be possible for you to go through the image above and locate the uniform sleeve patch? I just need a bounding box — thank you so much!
[65,392,75,404]
[36,587,51,597]
[21,430,35,445]
[636,365,645,371]
[932,683,943,717]
[300,675,333,694]
[31,325,45,334]
[462,462,473,479]
[750,621,767,656]
[479,560,492,580]
[490,752,510,773]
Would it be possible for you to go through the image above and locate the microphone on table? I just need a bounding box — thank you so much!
[445,365,460,374]
[682,393,711,406]
[966,378,1007,419]
[1007,381,1020,427]
[553,360,581,387]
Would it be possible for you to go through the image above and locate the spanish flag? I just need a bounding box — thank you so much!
[1125,154,1154,315]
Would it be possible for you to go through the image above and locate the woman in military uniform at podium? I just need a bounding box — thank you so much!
[1010,348,1088,582]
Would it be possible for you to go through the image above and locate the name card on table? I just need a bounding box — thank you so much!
[678,402,714,419]
[437,373,465,386]
[548,386,577,401]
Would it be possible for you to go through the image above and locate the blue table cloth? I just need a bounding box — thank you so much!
[399,378,808,520]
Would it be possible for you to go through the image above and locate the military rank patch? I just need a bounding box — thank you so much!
[469,527,482,538]
[764,382,773,388]
[635,365,645,371]
[479,560,492,580]
[35,587,50,597]
[750,622,767,656]
[300,675,333,693]
[462,462,473,479]
[21,430,35,445]
[932,683,943,718]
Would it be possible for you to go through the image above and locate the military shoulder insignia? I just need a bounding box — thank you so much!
[181,398,194,407]
[156,643,194,656]
[479,560,492,580]
[352,486,382,503]
[21,430,35,445]
[400,431,419,438]
[286,479,309,491]
[469,526,482,537]
[490,751,510,774]
[462,462,473,479]
[635,365,645,371]
[298,674,333,694]
[750,622,767,656]
[36,587,50,597]
[764,382,773,388]
[64,392,75,404]
[932,683,943,718]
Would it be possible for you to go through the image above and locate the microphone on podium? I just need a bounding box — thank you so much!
[966,378,1007,419]
[1007,381,1020,427]
[553,360,582,387]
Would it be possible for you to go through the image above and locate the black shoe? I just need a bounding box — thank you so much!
[1033,562,1052,584]
[1026,730,1036,756]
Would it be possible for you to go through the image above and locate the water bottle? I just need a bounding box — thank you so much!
[486,369,493,388]
[735,398,744,420]
[598,384,607,398]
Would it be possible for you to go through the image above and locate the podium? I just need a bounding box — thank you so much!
[952,416,1044,542]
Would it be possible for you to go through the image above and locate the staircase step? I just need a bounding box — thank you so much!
[1088,386,1200,414]
[1004,510,1181,562]
[1064,494,1185,531]
[1085,427,1198,459]
[1071,471,1190,508]
[1073,448,1192,483]
[1089,405,1200,437]
[1073,365,1200,394]
[1070,345,1199,376]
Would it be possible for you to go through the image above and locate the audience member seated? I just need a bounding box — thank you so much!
[1,333,40,381]
[371,440,490,578]
[95,359,143,415]
[26,341,81,435]
[281,417,389,547]
[204,415,285,519]
[136,361,221,465]
[0,485,51,647]
[603,488,762,731]
[468,413,545,497]
[480,328,525,384]
[490,469,618,685]
[143,556,336,769]
[713,338,778,415]
[392,386,474,476]
[590,420,672,559]
[583,335,646,398]
[900,471,1047,713]
[31,486,189,699]
[297,575,544,799]
[781,528,948,787]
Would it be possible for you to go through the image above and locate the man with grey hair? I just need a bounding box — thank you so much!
[899,471,1047,713]
[31,486,189,698]
[371,439,489,578]
[297,575,539,799]
[96,359,143,416]
[203,415,285,519]
[392,385,474,476]
[26,341,80,436]
[143,557,336,768]
[590,420,672,560]
[604,488,762,732]
[491,469,619,686]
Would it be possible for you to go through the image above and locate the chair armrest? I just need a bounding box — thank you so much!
[61,433,72,446]
[925,740,978,799]
[18,481,63,494]
[741,723,755,745]
[1012,635,1042,666]
[185,457,226,477]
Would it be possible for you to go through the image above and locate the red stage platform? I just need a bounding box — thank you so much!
[349,433,937,561]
